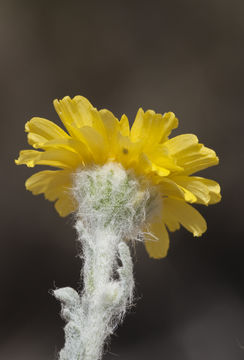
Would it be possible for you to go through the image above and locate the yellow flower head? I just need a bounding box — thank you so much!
[16,96,221,258]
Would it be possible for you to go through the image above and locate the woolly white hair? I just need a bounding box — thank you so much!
[54,162,161,360]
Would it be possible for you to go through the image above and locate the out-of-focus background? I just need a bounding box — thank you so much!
[1,0,243,359]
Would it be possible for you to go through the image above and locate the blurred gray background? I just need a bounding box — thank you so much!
[1,0,244,359]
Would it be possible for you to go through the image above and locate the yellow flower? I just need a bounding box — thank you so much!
[16,96,221,258]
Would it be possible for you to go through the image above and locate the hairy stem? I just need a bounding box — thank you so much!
[54,226,134,360]
[53,162,155,360]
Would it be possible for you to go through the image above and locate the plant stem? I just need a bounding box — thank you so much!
[54,162,152,360]
[54,226,134,360]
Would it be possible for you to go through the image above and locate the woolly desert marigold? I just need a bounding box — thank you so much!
[16,96,221,258]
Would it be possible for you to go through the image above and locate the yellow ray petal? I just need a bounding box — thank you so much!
[99,109,119,133]
[119,114,130,137]
[193,177,221,204]
[164,134,219,175]
[145,219,170,259]
[28,133,48,148]
[170,176,210,205]
[99,109,120,156]
[130,109,158,145]
[160,112,179,143]
[26,170,77,216]
[73,95,93,109]
[53,96,92,128]
[33,138,93,165]
[162,210,180,232]
[25,117,69,147]
[130,108,144,142]
[55,194,77,217]
[179,146,219,175]
[53,96,107,139]
[133,153,170,178]
[164,134,199,154]
[25,170,72,201]
[75,98,107,137]
[15,148,82,169]
[163,198,207,236]
[145,144,183,173]
[79,126,109,164]
[157,178,197,203]
[130,109,178,146]
[26,169,62,194]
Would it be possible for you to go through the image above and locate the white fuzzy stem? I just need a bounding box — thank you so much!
[54,226,134,360]
[79,227,133,360]
[53,163,159,360]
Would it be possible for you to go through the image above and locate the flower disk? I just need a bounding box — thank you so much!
[15,96,221,258]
